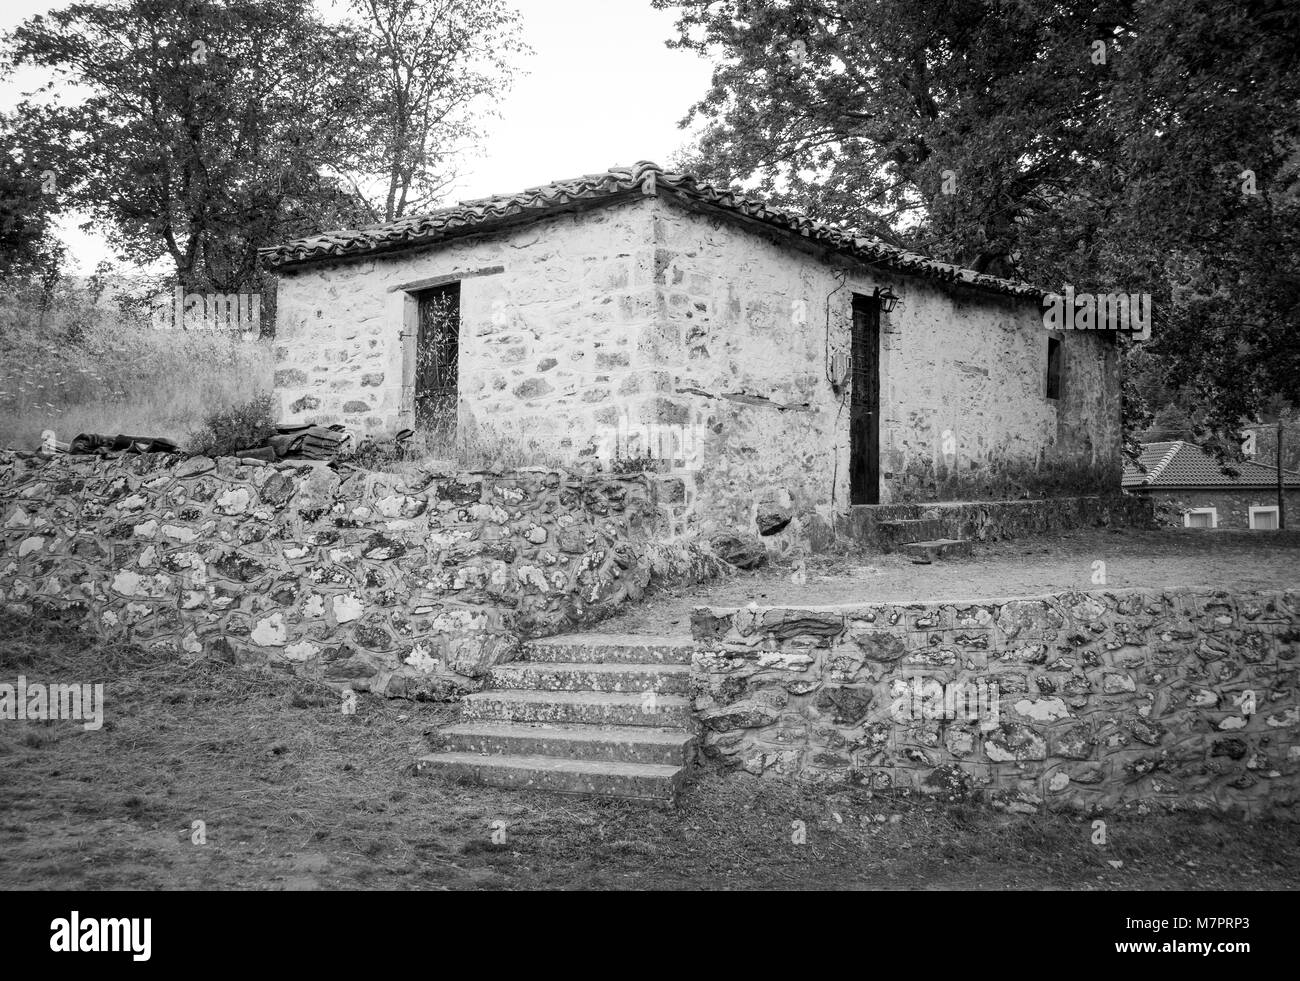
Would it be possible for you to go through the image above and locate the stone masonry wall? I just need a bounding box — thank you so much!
[1138,489,1300,530]
[271,194,1122,545]
[691,589,1300,817]
[0,451,716,698]
[644,197,1122,536]
[838,495,1153,551]
[272,197,663,450]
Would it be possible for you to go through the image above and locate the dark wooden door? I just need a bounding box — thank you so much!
[414,283,460,436]
[850,294,880,505]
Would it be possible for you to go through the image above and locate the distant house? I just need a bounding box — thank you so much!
[260,161,1123,533]
[1123,441,1300,529]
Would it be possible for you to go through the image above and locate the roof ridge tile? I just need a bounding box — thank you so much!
[259,161,1045,299]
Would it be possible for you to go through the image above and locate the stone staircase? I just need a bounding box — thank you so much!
[875,516,972,562]
[418,633,697,803]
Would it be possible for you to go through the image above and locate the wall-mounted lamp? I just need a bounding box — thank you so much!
[874,286,900,314]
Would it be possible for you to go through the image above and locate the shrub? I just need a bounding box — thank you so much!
[187,392,277,457]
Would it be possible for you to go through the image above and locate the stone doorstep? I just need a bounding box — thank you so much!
[876,517,950,549]
[461,689,693,728]
[488,661,691,694]
[899,538,974,562]
[431,721,695,766]
[522,633,697,664]
[416,752,685,802]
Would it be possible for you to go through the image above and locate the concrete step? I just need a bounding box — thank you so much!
[462,689,692,727]
[418,751,684,801]
[876,517,949,550]
[430,721,695,766]
[488,661,690,694]
[899,538,973,562]
[523,633,695,665]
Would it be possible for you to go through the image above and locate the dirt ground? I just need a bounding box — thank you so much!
[601,527,1300,634]
[1,613,1297,891]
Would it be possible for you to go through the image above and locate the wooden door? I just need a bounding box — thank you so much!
[414,283,460,437]
[850,294,880,505]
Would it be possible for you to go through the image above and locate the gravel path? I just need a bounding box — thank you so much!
[600,527,1300,633]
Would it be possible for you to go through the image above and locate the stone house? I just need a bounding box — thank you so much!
[260,161,1122,536]
[1123,440,1299,529]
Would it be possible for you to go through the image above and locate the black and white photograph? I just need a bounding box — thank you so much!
[0,0,1296,935]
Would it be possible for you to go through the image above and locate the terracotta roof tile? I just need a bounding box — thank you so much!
[259,161,1044,299]
[1122,440,1300,489]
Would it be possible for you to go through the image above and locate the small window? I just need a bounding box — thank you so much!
[1249,506,1279,530]
[1184,507,1217,528]
[1046,337,1062,400]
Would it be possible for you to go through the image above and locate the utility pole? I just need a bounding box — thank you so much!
[1279,421,1286,530]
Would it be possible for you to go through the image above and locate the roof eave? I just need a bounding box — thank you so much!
[262,187,648,273]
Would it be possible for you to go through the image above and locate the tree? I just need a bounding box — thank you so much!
[0,118,62,282]
[344,0,527,222]
[657,0,1300,442]
[3,0,375,294]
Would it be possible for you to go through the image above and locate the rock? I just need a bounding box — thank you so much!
[816,686,872,725]
[708,532,767,570]
[259,472,297,506]
[759,608,844,641]
[700,699,780,731]
[984,722,1048,762]
[851,630,907,662]
[174,456,216,478]
[755,496,793,536]
[1127,717,1167,746]
[445,632,516,678]
[1053,725,1095,760]
[1212,737,1248,760]
[921,763,972,800]
[991,789,1042,814]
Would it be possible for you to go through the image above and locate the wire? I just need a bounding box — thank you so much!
[825,268,849,384]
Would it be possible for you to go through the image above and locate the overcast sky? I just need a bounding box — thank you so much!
[0,0,715,273]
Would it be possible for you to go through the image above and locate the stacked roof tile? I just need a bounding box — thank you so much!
[1122,440,1300,489]
[259,161,1044,299]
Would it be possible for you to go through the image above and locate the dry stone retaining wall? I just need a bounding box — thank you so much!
[836,494,1153,550]
[0,451,715,698]
[691,589,1300,817]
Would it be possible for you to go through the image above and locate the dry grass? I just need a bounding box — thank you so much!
[357,420,579,476]
[0,281,272,451]
[0,612,1296,890]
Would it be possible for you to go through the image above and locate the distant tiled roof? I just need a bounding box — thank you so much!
[1122,440,1300,489]
[259,161,1044,299]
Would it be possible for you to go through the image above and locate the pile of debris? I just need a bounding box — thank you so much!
[35,424,413,467]
[233,423,354,462]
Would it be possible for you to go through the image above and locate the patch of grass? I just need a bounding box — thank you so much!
[186,392,277,457]
[354,420,575,476]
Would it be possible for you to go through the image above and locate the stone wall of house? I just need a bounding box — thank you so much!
[690,589,1300,817]
[645,197,1122,536]
[271,192,1122,543]
[271,196,663,451]
[0,451,716,698]
[1138,489,1300,530]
